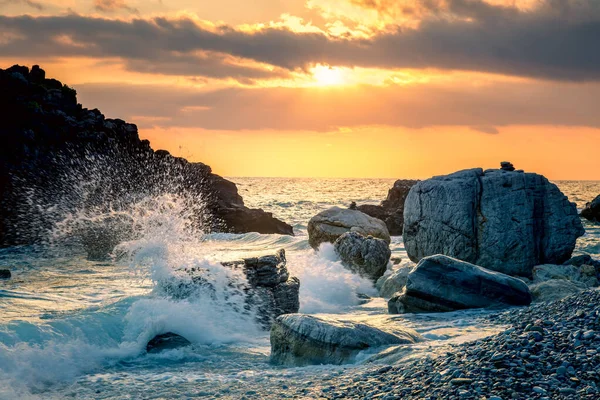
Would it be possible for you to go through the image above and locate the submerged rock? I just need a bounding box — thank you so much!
[270,314,421,366]
[388,255,532,314]
[403,164,584,277]
[529,279,584,302]
[308,207,390,249]
[333,232,391,282]
[146,332,192,353]
[357,179,419,235]
[581,194,600,222]
[0,269,10,279]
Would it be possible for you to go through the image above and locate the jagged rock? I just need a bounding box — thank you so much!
[270,314,421,366]
[377,264,413,298]
[146,332,192,353]
[333,232,391,282]
[308,207,390,249]
[581,194,600,222]
[403,167,584,277]
[529,280,584,302]
[357,180,418,235]
[0,64,293,248]
[0,269,11,279]
[532,264,598,288]
[388,255,532,314]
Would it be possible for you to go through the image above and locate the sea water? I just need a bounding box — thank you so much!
[0,178,598,399]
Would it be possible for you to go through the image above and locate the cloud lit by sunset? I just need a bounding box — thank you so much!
[2,0,598,179]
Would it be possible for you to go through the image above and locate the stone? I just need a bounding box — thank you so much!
[146,332,192,353]
[270,314,421,366]
[388,255,532,314]
[308,207,390,249]
[333,232,391,281]
[529,279,584,302]
[500,161,515,171]
[377,264,413,298]
[532,264,597,288]
[403,167,584,277]
[0,269,10,279]
[356,180,419,235]
[581,194,600,222]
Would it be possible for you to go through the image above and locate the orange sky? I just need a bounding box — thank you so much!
[1,0,599,179]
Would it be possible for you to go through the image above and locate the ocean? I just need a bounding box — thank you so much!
[0,178,598,399]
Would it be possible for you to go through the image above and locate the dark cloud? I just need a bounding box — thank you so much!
[74,80,600,131]
[0,0,598,81]
[0,0,44,10]
[94,0,137,14]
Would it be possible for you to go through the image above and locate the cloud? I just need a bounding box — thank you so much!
[94,0,137,14]
[0,0,44,10]
[0,0,598,81]
[74,79,600,131]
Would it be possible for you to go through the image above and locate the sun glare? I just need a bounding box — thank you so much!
[312,65,345,86]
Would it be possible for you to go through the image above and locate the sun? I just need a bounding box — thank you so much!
[312,65,346,86]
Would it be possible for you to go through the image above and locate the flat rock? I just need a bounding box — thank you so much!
[403,167,584,277]
[388,255,532,314]
[333,231,391,281]
[270,314,421,366]
[308,207,390,249]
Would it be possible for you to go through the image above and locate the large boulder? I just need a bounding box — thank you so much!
[403,165,584,277]
[532,264,598,288]
[529,280,584,303]
[308,207,390,249]
[333,232,391,281]
[388,255,532,314]
[270,314,421,366]
[357,180,419,235]
[581,195,600,222]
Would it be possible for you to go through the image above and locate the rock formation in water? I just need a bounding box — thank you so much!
[270,314,421,366]
[581,194,600,222]
[376,264,413,298]
[388,255,532,314]
[146,332,192,353]
[162,249,299,328]
[333,231,390,282]
[0,269,11,279]
[403,163,584,277]
[307,207,390,249]
[356,179,418,235]
[0,65,293,249]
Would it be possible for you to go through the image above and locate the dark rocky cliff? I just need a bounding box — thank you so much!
[0,65,293,247]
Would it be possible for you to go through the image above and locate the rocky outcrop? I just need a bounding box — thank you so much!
[333,232,391,282]
[162,249,299,328]
[581,195,600,222]
[0,65,293,249]
[388,255,532,314]
[308,207,390,249]
[403,164,584,277]
[146,332,192,353]
[270,314,421,366]
[356,180,418,235]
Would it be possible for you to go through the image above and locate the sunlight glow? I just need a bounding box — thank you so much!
[312,65,346,86]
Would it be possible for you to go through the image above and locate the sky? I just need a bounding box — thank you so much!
[1,0,599,179]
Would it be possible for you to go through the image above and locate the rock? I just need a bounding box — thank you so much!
[307,207,390,249]
[333,232,391,281]
[357,179,419,235]
[500,161,515,171]
[564,254,600,269]
[581,194,600,222]
[270,314,421,366]
[377,264,413,298]
[0,65,293,248]
[533,264,597,287]
[529,279,584,302]
[388,255,532,314]
[403,166,584,277]
[0,269,10,279]
[146,332,192,353]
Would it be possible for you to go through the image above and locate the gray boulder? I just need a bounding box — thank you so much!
[388,255,532,314]
[581,195,600,222]
[532,264,598,288]
[270,314,421,366]
[308,207,390,249]
[333,232,391,282]
[529,280,585,303]
[403,165,584,277]
[377,264,414,298]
